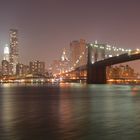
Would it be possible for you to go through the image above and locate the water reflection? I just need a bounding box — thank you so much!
[0,84,140,140]
[131,86,139,96]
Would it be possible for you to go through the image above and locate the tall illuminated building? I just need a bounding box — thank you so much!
[3,44,9,61]
[70,39,86,69]
[9,29,19,75]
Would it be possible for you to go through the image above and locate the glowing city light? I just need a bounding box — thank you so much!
[4,44,9,54]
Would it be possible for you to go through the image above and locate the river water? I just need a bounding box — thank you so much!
[0,83,140,140]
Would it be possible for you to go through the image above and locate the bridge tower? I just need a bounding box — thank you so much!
[87,44,140,84]
[87,44,107,84]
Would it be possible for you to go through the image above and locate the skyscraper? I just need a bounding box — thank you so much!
[70,39,86,69]
[9,29,19,75]
[3,44,9,61]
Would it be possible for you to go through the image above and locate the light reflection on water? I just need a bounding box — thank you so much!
[0,83,140,140]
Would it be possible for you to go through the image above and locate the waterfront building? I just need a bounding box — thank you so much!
[107,65,135,79]
[2,60,10,76]
[16,63,29,76]
[9,29,19,75]
[29,61,45,75]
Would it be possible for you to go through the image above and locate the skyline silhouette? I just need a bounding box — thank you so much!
[0,0,140,72]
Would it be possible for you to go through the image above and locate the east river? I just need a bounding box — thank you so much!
[0,83,140,140]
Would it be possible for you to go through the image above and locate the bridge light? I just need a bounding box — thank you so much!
[76,60,79,63]
[90,43,93,46]
[94,45,98,48]
[109,55,112,57]
[107,44,111,48]
[100,46,104,49]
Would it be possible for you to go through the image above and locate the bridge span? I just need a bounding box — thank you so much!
[87,51,140,84]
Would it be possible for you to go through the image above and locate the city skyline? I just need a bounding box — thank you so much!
[0,0,140,72]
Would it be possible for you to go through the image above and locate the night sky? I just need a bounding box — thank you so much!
[0,0,140,72]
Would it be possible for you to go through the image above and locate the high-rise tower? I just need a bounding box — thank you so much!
[4,44,9,61]
[9,29,19,75]
[70,39,86,69]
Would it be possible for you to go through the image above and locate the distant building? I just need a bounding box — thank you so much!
[61,48,69,61]
[60,48,70,73]
[70,39,86,69]
[9,29,19,75]
[50,49,70,75]
[2,60,10,76]
[107,65,135,79]
[50,60,61,75]
[29,61,45,75]
[16,63,29,76]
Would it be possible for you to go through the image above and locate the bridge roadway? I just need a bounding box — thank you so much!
[87,52,140,84]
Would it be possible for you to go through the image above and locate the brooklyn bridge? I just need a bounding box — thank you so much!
[61,42,140,84]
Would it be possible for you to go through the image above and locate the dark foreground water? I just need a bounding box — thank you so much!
[0,83,140,140]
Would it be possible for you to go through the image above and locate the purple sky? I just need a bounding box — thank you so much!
[0,0,140,72]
